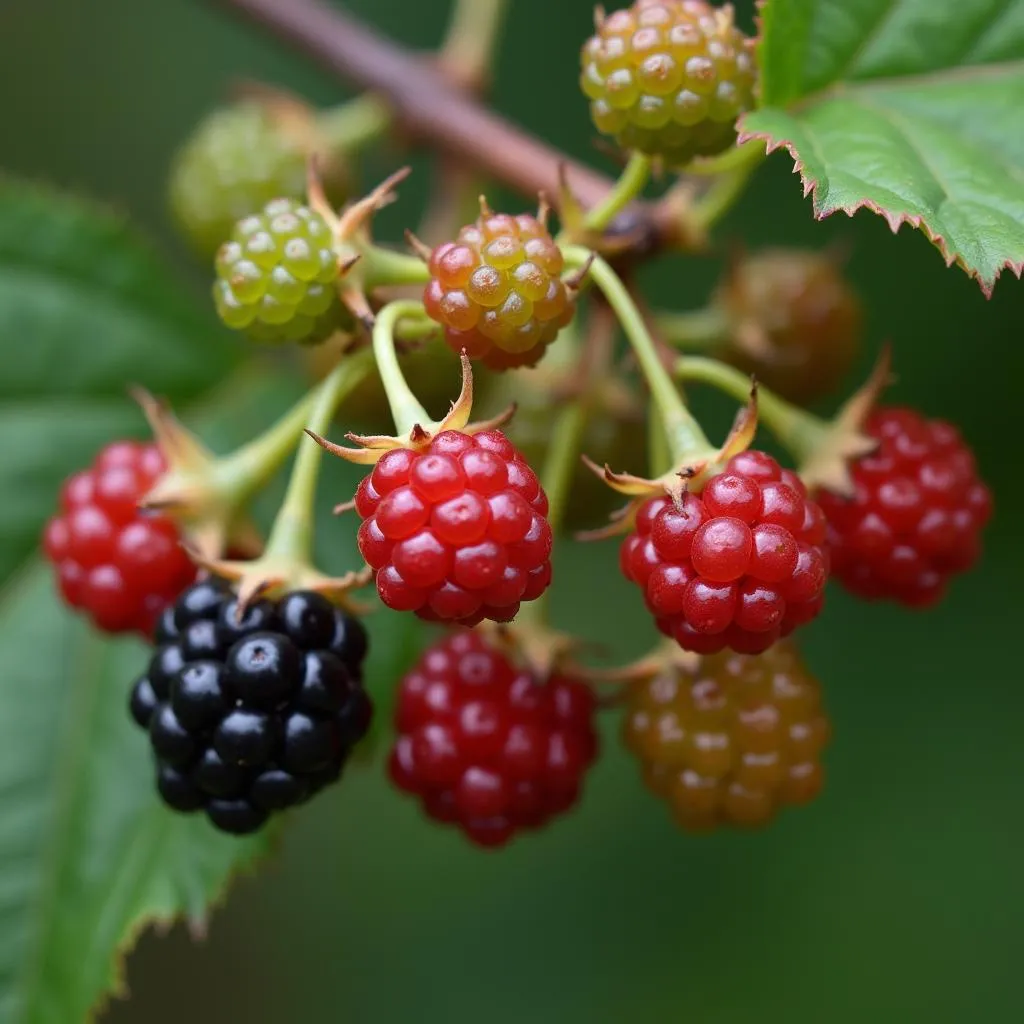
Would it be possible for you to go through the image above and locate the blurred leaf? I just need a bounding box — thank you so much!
[0,177,238,579]
[0,564,270,1024]
[742,0,1024,293]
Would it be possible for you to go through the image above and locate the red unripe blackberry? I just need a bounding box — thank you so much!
[214,198,352,346]
[388,631,599,848]
[623,642,829,830]
[423,211,575,371]
[816,407,992,607]
[620,450,828,655]
[355,430,553,626]
[581,0,757,167]
[714,248,863,404]
[43,441,197,636]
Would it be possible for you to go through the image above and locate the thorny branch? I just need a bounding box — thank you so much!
[211,0,698,257]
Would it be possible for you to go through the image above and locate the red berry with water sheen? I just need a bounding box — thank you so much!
[816,407,992,607]
[620,450,828,655]
[355,430,552,626]
[388,631,599,848]
[43,441,197,636]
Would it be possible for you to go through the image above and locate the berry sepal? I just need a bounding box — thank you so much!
[675,346,892,497]
[307,350,512,466]
[133,388,263,561]
[189,545,372,616]
[581,384,758,539]
[790,346,891,496]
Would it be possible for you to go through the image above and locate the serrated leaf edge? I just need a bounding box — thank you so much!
[87,826,283,1021]
[736,117,1024,297]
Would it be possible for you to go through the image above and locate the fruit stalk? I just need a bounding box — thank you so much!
[674,355,828,460]
[563,246,712,466]
[261,353,376,565]
[655,305,730,352]
[371,299,432,435]
[317,92,393,157]
[214,348,375,502]
[438,0,510,91]
[360,244,432,289]
[580,151,652,236]
[690,159,761,233]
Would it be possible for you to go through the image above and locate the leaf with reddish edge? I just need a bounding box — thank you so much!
[740,0,1024,294]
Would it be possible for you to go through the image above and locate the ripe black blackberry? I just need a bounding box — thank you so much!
[129,580,372,835]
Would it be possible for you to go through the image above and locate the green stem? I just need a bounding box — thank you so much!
[394,309,442,343]
[680,139,766,177]
[262,351,375,563]
[563,246,711,465]
[656,305,730,351]
[361,244,432,288]
[518,396,589,629]
[213,350,375,501]
[373,300,432,434]
[648,401,672,478]
[674,355,828,457]
[580,151,652,235]
[440,0,511,87]
[691,162,759,233]
[317,93,392,156]
[542,401,589,538]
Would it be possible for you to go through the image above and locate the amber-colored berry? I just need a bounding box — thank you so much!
[622,643,829,830]
[169,101,349,258]
[389,631,599,848]
[304,334,472,433]
[423,211,575,371]
[620,451,829,655]
[714,249,863,404]
[43,441,197,636]
[214,198,353,345]
[817,407,992,607]
[581,0,757,166]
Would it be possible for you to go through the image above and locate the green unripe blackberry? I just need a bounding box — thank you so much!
[214,198,353,346]
[581,0,757,167]
[169,101,349,257]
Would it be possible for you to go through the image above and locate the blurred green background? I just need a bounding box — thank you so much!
[2,0,1023,1021]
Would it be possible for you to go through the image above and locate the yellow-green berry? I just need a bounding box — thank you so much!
[213,198,352,346]
[581,0,757,167]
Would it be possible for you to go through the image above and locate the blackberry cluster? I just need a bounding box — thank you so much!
[389,631,599,848]
[714,248,863,405]
[169,102,347,258]
[129,580,371,835]
[355,430,553,626]
[214,198,352,346]
[580,0,757,166]
[621,450,829,655]
[423,211,574,370]
[817,407,992,607]
[43,441,196,637]
[623,643,829,830]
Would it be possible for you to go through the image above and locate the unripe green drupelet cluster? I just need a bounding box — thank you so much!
[214,198,352,346]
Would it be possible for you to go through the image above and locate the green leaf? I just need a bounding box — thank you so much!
[0,564,270,1024]
[741,0,1024,293]
[0,177,237,578]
